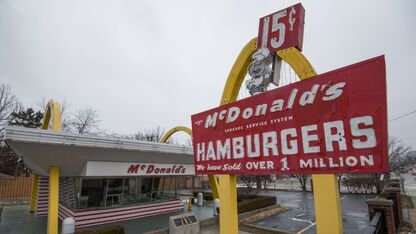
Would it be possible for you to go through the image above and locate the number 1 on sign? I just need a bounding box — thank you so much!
[280,157,289,171]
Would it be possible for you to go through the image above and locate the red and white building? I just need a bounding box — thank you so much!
[5,126,194,228]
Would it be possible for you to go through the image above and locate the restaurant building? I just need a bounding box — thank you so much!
[4,121,194,230]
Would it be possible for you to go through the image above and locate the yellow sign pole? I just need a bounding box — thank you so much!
[312,174,343,233]
[218,175,238,234]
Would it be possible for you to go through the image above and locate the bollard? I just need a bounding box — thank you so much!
[61,217,75,234]
[197,193,203,206]
[188,197,193,211]
[183,199,188,210]
[213,198,220,216]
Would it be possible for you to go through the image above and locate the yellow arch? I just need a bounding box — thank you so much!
[220,38,257,105]
[160,126,192,143]
[219,38,342,234]
[41,100,62,131]
[160,126,220,200]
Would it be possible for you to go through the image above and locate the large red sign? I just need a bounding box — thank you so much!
[257,3,305,52]
[191,56,387,175]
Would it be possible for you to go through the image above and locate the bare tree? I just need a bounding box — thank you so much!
[294,174,309,191]
[260,175,272,189]
[134,126,168,143]
[366,137,413,194]
[337,174,343,191]
[0,84,21,134]
[239,175,256,189]
[388,137,413,174]
[70,107,101,134]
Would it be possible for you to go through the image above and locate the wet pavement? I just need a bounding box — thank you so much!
[0,191,377,234]
[250,190,374,234]
[0,205,47,234]
[0,202,215,234]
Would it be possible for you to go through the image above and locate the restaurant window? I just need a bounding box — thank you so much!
[79,179,105,208]
[75,177,178,210]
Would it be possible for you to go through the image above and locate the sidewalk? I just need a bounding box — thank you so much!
[0,205,47,234]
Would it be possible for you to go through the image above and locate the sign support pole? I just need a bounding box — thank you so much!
[312,174,343,233]
[219,175,238,234]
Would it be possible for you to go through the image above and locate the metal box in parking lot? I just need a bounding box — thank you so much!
[169,213,200,234]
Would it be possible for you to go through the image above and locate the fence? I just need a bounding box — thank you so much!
[365,211,385,234]
[365,178,403,234]
[0,176,33,198]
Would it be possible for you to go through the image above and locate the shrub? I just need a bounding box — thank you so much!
[237,195,276,214]
[75,225,124,234]
[192,191,276,214]
[192,191,213,201]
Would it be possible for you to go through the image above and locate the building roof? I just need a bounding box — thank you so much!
[4,126,194,177]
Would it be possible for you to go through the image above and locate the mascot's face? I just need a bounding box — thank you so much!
[249,61,266,79]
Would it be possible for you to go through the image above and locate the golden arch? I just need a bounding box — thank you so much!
[219,38,342,234]
[41,99,62,131]
[160,126,192,143]
[160,126,220,200]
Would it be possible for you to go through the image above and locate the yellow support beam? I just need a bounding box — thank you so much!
[160,126,220,199]
[41,99,62,234]
[29,175,39,213]
[312,174,343,233]
[47,166,60,234]
[218,175,238,234]
[207,175,220,200]
[220,38,342,233]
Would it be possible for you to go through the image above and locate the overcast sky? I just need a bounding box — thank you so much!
[1,0,415,147]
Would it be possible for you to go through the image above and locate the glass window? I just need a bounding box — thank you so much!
[75,176,179,210]
[79,179,105,208]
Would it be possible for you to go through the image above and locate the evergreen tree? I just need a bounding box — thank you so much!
[8,108,43,128]
[0,108,43,176]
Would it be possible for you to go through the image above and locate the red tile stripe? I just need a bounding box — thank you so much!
[58,200,183,228]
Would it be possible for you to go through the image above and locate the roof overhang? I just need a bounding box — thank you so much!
[4,126,194,177]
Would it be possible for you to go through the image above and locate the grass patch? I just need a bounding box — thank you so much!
[401,195,414,209]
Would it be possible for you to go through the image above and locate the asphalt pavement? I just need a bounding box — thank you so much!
[250,190,373,234]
